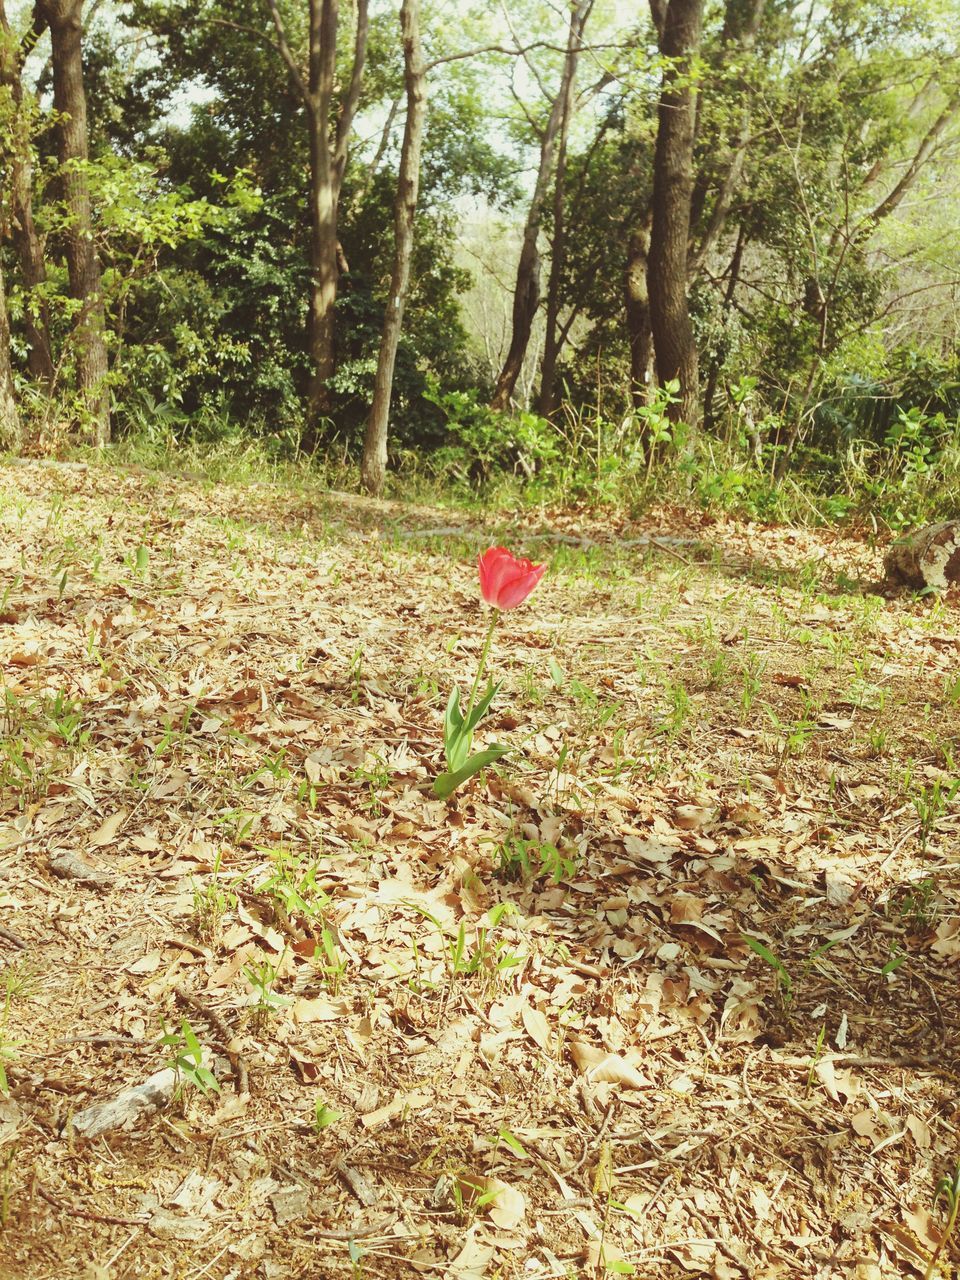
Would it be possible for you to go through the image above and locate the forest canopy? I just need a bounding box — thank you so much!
[0,0,958,520]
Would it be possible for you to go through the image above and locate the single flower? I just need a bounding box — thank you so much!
[478,546,546,610]
[432,546,547,800]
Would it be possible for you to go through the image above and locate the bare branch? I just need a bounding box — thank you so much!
[263,0,309,104]
[509,74,543,140]
[834,276,960,349]
[689,141,747,275]
[352,93,402,199]
[206,14,281,51]
[423,37,629,74]
[858,88,960,237]
[499,0,552,101]
[335,0,369,180]
[20,2,47,66]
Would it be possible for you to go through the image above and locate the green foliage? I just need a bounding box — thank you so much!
[160,1017,220,1098]
[494,837,579,884]
[313,1098,343,1132]
[424,382,564,485]
[1,0,958,529]
[742,935,793,1001]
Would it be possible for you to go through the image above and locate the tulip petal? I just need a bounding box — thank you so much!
[495,561,546,609]
[477,546,545,610]
[478,547,514,606]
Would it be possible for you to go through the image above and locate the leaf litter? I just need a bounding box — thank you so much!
[0,461,958,1277]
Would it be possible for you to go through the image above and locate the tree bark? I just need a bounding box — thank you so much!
[624,213,655,413]
[265,0,368,446]
[490,0,593,413]
[0,260,22,450]
[306,105,340,428]
[0,1,54,388]
[702,221,746,433]
[535,53,576,419]
[884,521,960,594]
[647,0,703,430]
[37,0,110,443]
[360,0,425,496]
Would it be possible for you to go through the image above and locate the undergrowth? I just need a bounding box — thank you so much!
[20,390,960,534]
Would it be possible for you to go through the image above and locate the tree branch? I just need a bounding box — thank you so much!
[335,0,369,180]
[206,14,282,55]
[423,37,628,74]
[857,88,960,238]
[263,0,309,104]
[22,0,47,66]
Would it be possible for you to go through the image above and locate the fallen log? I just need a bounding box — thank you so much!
[69,1067,177,1139]
[884,520,960,594]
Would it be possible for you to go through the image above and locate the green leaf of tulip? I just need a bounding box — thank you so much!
[443,681,502,772]
[432,743,509,799]
[444,685,465,737]
[443,686,470,770]
[447,732,470,773]
[443,687,471,771]
[464,679,500,736]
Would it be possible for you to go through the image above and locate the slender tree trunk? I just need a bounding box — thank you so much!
[0,260,21,450]
[490,0,593,412]
[702,221,746,432]
[535,64,575,419]
[360,0,425,495]
[0,2,53,387]
[38,0,110,443]
[625,213,655,414]
[688,0,764,272]
[490,231,540,413]
[305,111,340,430]
[265,0,368,447]
[647,0,703,430]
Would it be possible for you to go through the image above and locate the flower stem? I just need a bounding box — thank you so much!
[925,1192,960,1280]
[463,608,500,730]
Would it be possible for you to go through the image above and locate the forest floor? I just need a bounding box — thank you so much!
[0,458,958,1280]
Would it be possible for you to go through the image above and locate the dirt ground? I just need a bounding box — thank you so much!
[0,458,958,1280]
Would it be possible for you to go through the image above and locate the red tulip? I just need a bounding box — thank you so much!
[478,546,546,610]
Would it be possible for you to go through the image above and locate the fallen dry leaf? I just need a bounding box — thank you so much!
[520,1002,553,1053]
[447,1228,496,1278]
[675,804,714,830]
[816,1059,860,1104]
[89,809,127,846]
[570,1041,650,1089]
[291,994,352,1023]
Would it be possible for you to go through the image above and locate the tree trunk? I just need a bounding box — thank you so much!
[702,221,746,432]
[305,111,340,431]
[0,1,54,388]
[0,260,22,450]
[38,0,110,443]
[535,57,576,419]
[265,0,368,448]
[647,0,703,430]
[360,0,425,496]
[688,0,764,271]
[490,0,593,412]
[624,213,655,413]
